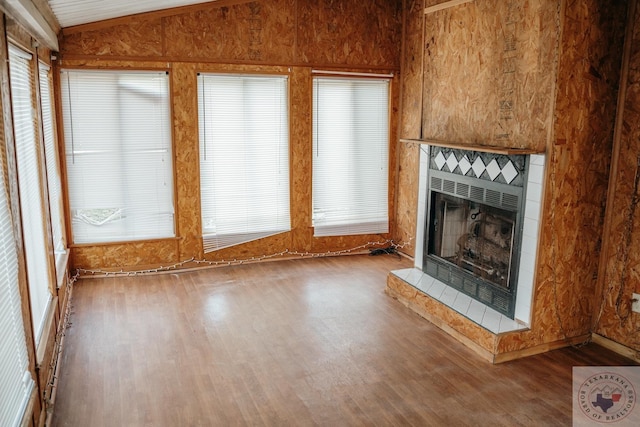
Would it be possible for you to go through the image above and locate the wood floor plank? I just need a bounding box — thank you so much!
[52,255,636,426]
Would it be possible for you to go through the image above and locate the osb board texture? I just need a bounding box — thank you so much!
[421,0,558,149]
[171,62,203,260]
[60,58,399,269]
[595,0,640,351]
[395,141,420,257]
[386,274,496,353]
[5,17,34,51]
[61,18,163,58]
[499,0,627,354]
[400,0,425,139]
[60,0,402,69]
[296,0,402,67]
[164,0,296,63]
[71,239,180,270]
[393,0,424,258]
[289,66,313,252]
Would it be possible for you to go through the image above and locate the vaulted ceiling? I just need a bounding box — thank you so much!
[48,0,217,28]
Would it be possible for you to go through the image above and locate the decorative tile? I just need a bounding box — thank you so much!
[434,151,446,170]
[486,159,501,181]
[446,152,459,173]
[471,157,485,178]
[501,160,518,184]
[458,156,472,175]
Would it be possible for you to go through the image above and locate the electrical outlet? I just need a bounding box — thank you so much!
[633,293,640,314]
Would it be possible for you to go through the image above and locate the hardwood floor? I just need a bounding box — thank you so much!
[52,254,634,426]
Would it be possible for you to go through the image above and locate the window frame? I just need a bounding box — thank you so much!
[197,72,292,253]
[60,68,176,245]
[311,75,391,237]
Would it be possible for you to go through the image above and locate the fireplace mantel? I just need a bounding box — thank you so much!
[399,138,544,156]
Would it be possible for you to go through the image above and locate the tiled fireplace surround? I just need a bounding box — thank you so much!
[387,144,546,362]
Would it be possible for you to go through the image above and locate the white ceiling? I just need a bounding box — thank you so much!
[48,0,217,28]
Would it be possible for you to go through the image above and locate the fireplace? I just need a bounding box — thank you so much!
[423,147,528,318]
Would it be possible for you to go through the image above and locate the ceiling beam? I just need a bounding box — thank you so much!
[0,0,60,51]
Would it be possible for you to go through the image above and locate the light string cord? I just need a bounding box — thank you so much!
[44,270,80,413]
[74,238,414,278]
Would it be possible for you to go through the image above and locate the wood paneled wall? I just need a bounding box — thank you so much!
[395,0,630,353]
[57,0,403,270]
[595,0,640,352]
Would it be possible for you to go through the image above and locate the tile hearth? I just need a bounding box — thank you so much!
[390,267,528,334]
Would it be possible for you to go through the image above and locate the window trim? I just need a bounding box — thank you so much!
[197,72,292,252]
[60,68,176,245]
[311,75,391,237]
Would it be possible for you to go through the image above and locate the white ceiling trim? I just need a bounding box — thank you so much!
[48,0,217,28]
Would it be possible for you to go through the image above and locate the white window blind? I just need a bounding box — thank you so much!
[198,74,290,252]
[9,45,52,344]
[60,70,174,244]
[0,105,35,427]
[312,77,390,236]
[39,62,66,270]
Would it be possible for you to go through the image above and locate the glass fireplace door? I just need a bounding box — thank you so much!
[428,192,516,289]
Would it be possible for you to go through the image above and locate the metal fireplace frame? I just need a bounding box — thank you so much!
[422,147,529,319]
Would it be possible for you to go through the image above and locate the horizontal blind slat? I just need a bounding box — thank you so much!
[312,77,390,236]
[9,46,52,345]
[60,70,175,243]
[198,74,290,252]
[1,46,35,427]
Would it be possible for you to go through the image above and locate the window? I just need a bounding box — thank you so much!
[39,62,66,275]
[0,82,35,427]
[312,77,390,236]
[60,70,174,244]
[198,74,290,252]
[9,45,52,344]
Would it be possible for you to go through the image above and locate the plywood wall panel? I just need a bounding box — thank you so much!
[296,0,402,68]
[595,0,640,351]
[71,239,180,270]
[60,0,402,69]
[395,141,419,257]
[61,18,164,57]
[395,0,425,258]
[163,0,296,63]
[421,0,556,150]
[529,0,628,350]
[289,66,313,252]
[171,63,203,260]
[400,0,425,139]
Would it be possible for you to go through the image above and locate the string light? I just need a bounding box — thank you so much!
[74,238,413,278]
[44,270,79,411]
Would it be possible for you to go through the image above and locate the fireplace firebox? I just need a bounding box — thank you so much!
[423,147,528,318]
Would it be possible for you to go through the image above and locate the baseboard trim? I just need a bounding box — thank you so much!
[591,334,640,364]
[493,334,592,364]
